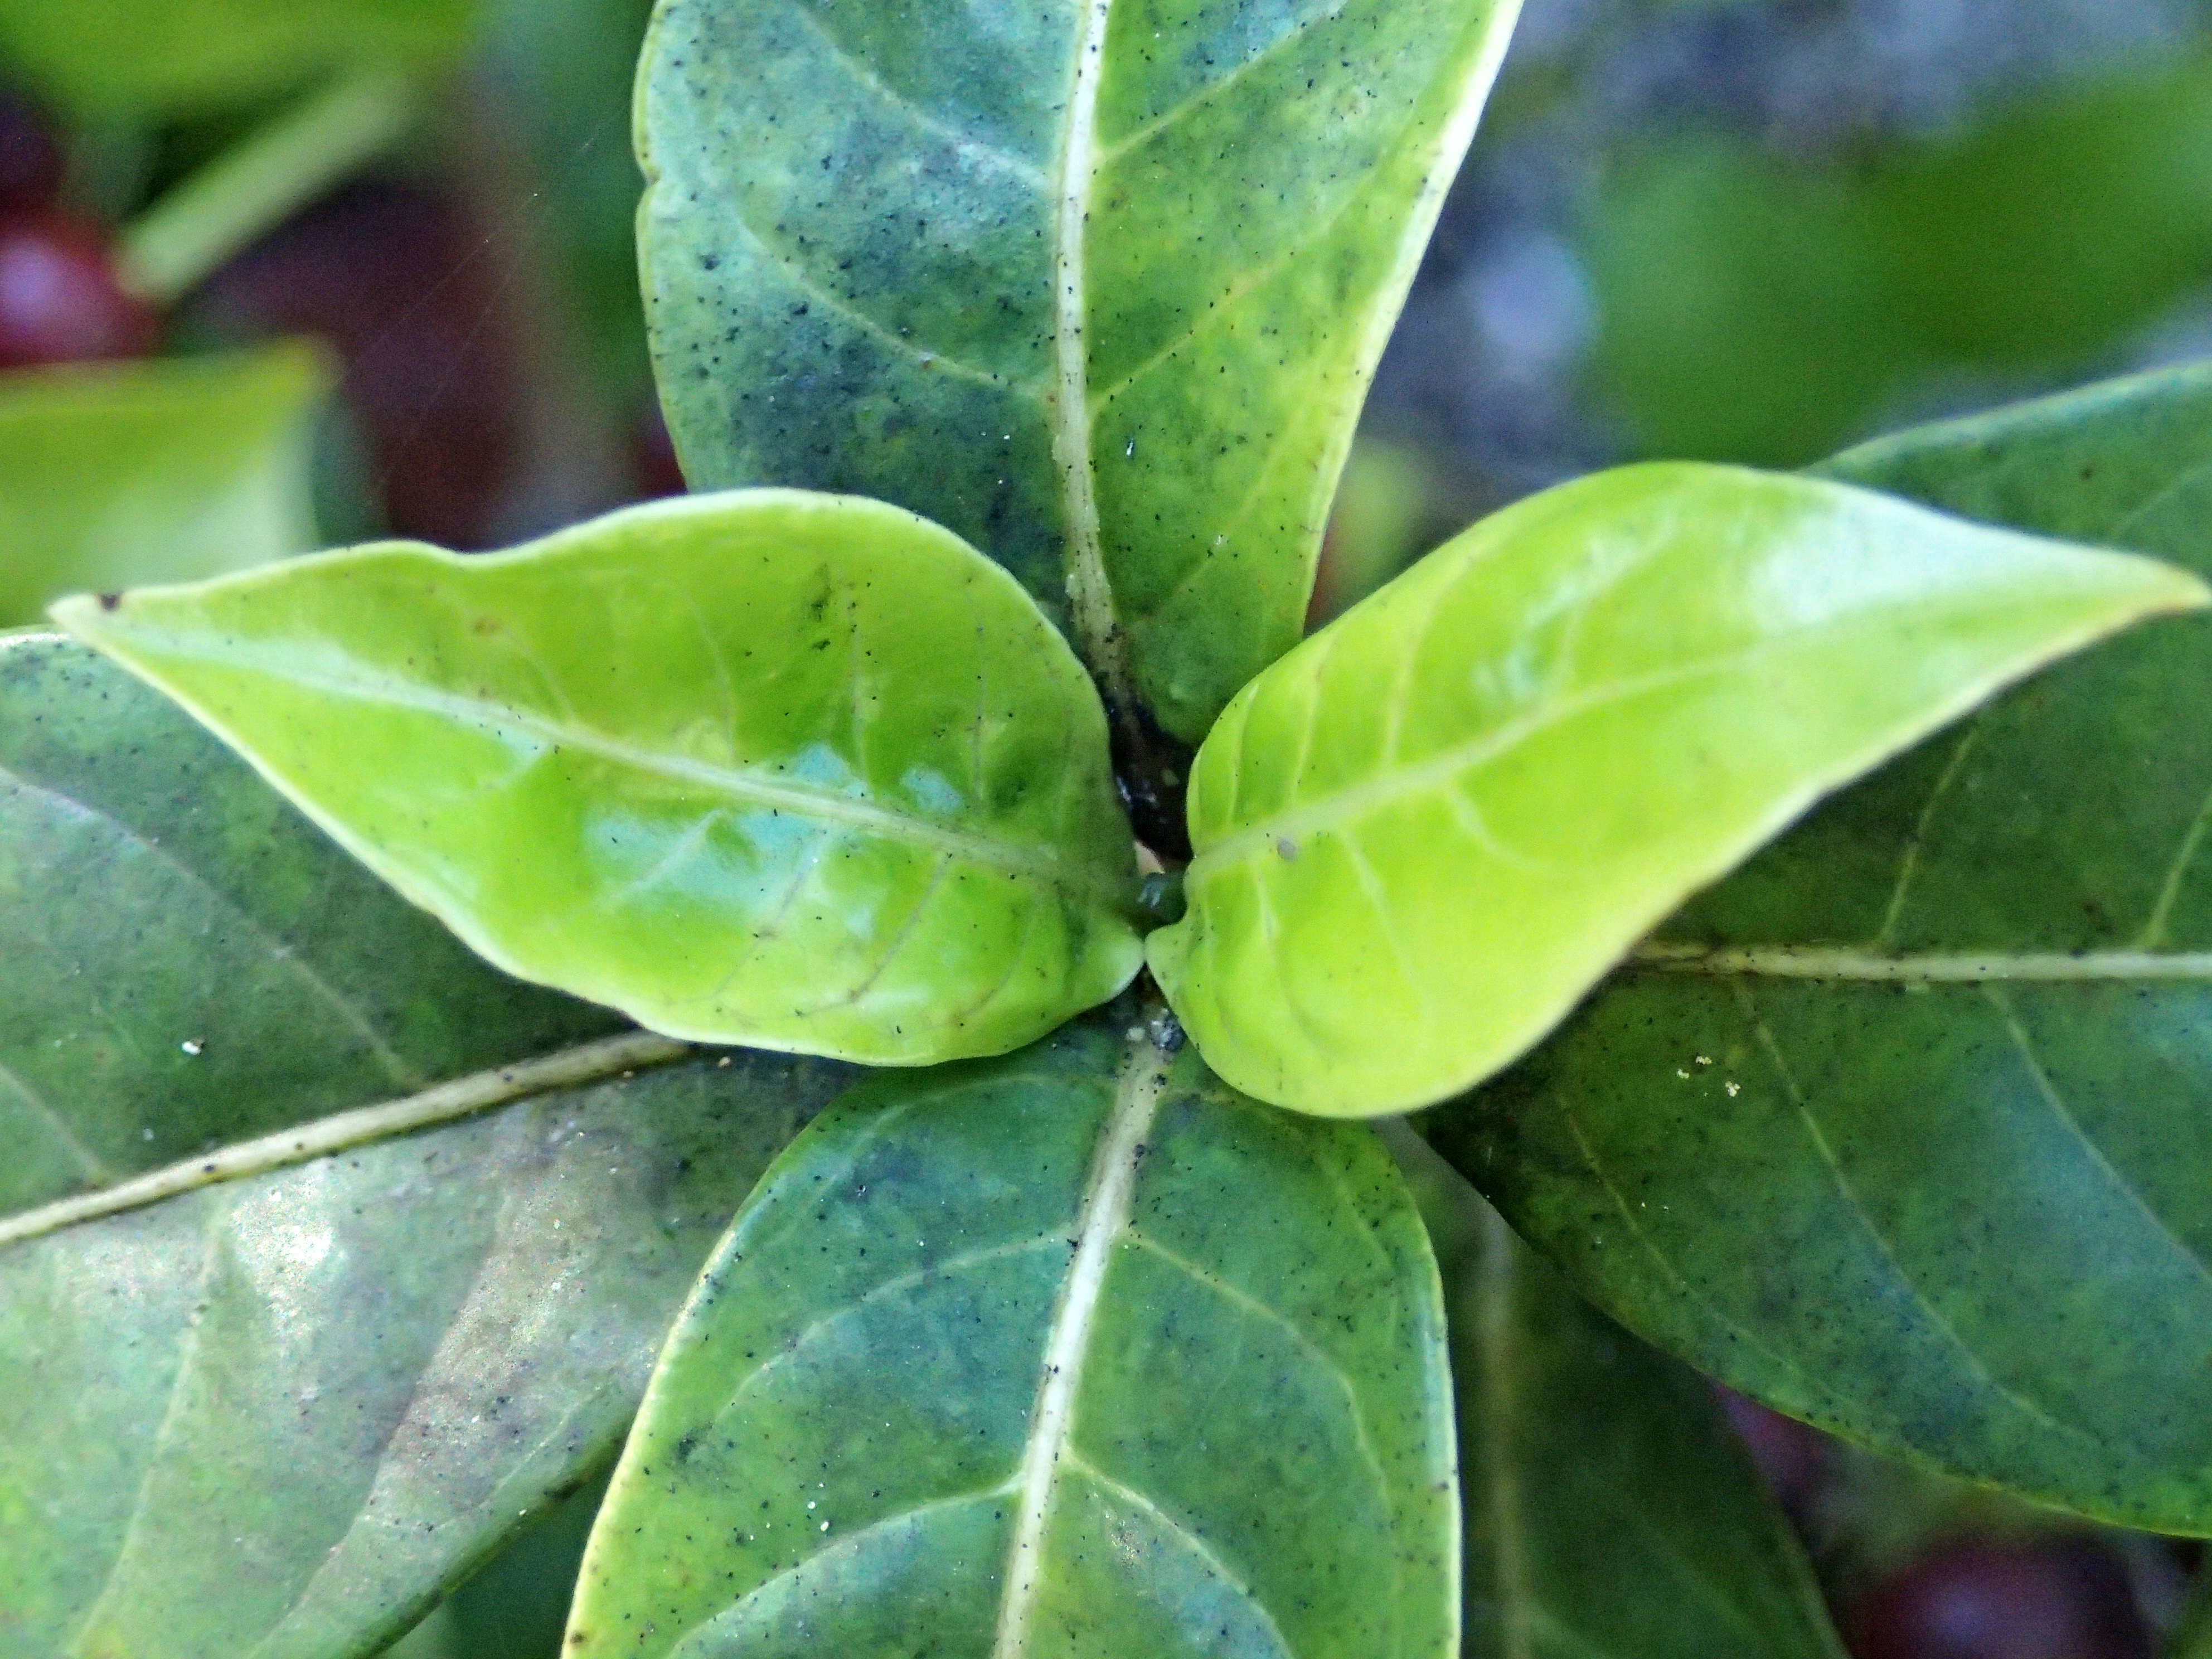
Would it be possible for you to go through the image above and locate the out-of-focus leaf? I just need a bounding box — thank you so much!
[0,633,851,1659]
[1311,439,1451,627]
[0,345,330,628]
[1400,1139,1845,1659]
[481,0,655,397]
[52,492,1144,1066]
[0,0,475,117]
[1150,461,2206,1116]
[636,0,1525,743]
[1423,364,2212,1532]
[375,1476,605,1659]
[443,1474,607,1659]
[1588,59,2212,465]
[567,1017,1458,1659]
[2170,1572,2212,1659]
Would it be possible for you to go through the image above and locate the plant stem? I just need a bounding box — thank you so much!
[1109,698,1195,865]
[118,67,419,304]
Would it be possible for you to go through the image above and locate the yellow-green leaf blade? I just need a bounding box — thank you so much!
[636,0,1522,743]
[567,1017,1458,1659]
[0,0,473,115]
[52,491,1143,1066]
[1420,363,2212,1535]
[0,345,331,628]
[1150,462,2209,1117]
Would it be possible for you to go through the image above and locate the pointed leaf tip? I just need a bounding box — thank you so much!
[1152,462,2209,1117]
[52,491,1144,1066]
[1422,367,2212,1536]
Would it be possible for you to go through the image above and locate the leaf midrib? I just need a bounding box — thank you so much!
[91,628,1132,909]
[0,1031,690,1249]
[1051,0,1137,714]
[1185,600,2146,881]
[991,1028,1171,1659]
[1629,944,2212,981]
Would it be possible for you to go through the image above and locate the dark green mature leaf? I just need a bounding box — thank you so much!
[568,1016,1458,1659]
[0,635,850,1659]
[0,634,622,1210]
[636,0,1523,743]
[1150,462,2208,1117]
[54,492,1144,1066]
[0,0,472,114]
[0,346,331,629]
[1424,362,2212,1533]
[1813,357,2212,537]
[1402,1144,1845,1659]
[1,1051,841,1659]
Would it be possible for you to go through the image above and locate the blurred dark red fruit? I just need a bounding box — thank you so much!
[0,211,158,369]
[632,397,687,499]
[198,181,523,547]
[0,90,64,212]
[1848,1537,2150,1659]
[1715,1386,1830,1516]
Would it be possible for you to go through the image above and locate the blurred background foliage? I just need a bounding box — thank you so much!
[4,0,2210,1651]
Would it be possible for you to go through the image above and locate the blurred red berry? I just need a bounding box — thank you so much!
[1849,1537,2150,1659]
[632,397,687,499]
[0,211,158,369]
[0,90,64,212]
[1714,1387,1830,1517]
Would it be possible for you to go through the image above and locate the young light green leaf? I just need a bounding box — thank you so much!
[567,1016,1458,1659]
[52,491,1144,1067]
[1398,1139,1845,1659]
[0,345,331,628]
[0,0,472,115]
[636,0,1524,744]
[0,634,852,1659]
[1422,363,2212,1534]
[1149,461,2209,1117]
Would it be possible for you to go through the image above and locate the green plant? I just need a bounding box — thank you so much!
[8,2,2212,1656]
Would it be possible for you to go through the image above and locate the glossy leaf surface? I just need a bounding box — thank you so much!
[636,0,1523,742]
[1151,460,2208,1115]
[0,634,852,1658]
[0,0,472,114]
[569,1017,1458,1659]
[1424,363,2212,1532]
[54,492,1144,1066]
[1405,1148,1845,1659]
[0,635,619,1211]
[0,346,330,628]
